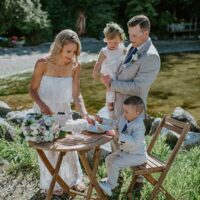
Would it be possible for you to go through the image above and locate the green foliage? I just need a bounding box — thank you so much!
[0,124,6,138]
[44,0,67,34]
[0,72,31,96]
[0,130,38,174]
[0,0,51,44]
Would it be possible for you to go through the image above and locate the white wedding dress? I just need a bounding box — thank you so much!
[33,75,83,190]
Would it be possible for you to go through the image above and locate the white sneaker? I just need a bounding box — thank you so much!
[99,182,112,196]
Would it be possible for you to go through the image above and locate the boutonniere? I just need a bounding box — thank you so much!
[130,52,139,63]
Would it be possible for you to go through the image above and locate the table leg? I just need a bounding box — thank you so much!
[46,151,65,200]
[86,148,100,200]
[79,148,109,200]
[37,149,76,198]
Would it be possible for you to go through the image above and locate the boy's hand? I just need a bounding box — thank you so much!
[94,115,103,123]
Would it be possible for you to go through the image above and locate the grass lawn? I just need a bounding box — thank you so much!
[1,52,199,123]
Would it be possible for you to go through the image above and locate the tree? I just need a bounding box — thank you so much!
[0,0,51,44]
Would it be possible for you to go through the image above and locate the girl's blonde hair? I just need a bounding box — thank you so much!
[103,22,126,41]
[49,29,81,61]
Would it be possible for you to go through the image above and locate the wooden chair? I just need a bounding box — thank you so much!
[127,115,190,200]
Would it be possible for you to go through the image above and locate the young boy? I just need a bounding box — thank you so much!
[96,96,147,196]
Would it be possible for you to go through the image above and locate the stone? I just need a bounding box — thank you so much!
[0,117,15,141]
[0,101,11,117]
[171,107,200,132]
[6,109,34,125]
[182,131,200,150]
[149,118,161,135]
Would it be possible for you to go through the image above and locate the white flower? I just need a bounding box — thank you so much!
[45,119,52,126]
[38,126,46,133]
[30,123,40,130]
[31,130,39,136]
[21,113,61,143]
[131,53,139,63]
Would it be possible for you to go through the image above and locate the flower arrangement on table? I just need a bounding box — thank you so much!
[21,113,65,143]
[21,113,113,143]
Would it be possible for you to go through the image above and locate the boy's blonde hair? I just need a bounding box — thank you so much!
[103,22,126,41]
[50,29,81,61]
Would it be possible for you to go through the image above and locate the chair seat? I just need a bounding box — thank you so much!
[133,154,166,175]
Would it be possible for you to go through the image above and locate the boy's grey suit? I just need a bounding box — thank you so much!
[111,38,160,119]
[102,114,147,188]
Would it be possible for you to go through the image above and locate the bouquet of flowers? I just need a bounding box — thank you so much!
[21,113,64,143]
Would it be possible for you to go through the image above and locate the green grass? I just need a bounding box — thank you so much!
[0,53,199,123]
[0,127,38,175]
[148,53,200,123]
[96,137,200,200]
[1,127,199,199]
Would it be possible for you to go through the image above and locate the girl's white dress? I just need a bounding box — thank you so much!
[33,75,83,190]
[100,44,125,103]
[100,43,124,80]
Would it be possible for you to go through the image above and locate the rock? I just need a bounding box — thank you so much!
[0,117,16,141]
[161,129,178,147]
[144,115,155,135]
[0,101,11,117]
[182,131,200,150]
[6,109,34,125]
[171,107,200,132]
[149,118,162,135]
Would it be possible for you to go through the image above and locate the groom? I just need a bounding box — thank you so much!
[101,15,160,190]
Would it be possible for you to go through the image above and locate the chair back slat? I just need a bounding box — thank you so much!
[163,123,183,135]
[165,116,186,128]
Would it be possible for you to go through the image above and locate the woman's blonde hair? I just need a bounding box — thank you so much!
[49,29,81,61]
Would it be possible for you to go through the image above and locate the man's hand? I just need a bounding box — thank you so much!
[101,75,112,87]
[94,115,103,124]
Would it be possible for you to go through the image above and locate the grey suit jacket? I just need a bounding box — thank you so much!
[102,114,146,155]
[111,38,160,119]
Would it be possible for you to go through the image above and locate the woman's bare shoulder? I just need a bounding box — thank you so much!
[35,57,49,67]
[34,57,49,73]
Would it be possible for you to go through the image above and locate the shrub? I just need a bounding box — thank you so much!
[0,0,51,45]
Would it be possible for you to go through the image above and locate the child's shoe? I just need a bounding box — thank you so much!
[99,182,112,196]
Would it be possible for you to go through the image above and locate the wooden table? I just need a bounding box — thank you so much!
[29,131,112,200]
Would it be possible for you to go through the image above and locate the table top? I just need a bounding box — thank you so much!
[29,131,113,152]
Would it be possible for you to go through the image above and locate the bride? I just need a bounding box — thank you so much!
[29,29,92,195]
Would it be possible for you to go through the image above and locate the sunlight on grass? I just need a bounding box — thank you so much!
[148,53,200,123]
[0,52,200,199]
[0,53,199,123]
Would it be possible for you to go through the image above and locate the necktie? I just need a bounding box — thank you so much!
[121,123,127,133]
[124,47,138,64]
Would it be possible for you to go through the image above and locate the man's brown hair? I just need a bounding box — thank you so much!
[127,15,150,32]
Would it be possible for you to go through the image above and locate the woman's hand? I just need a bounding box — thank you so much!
[40,103,53,115]
[83,114,95,125]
